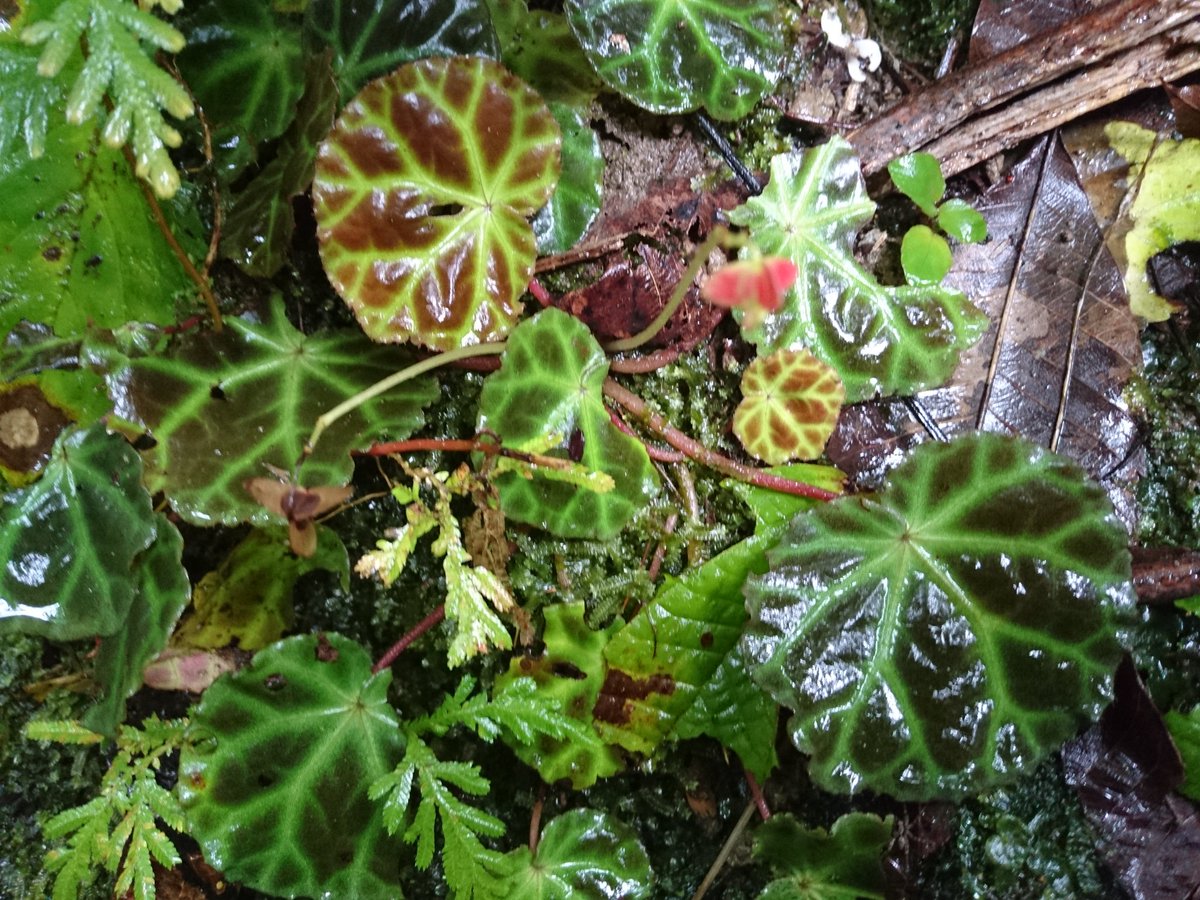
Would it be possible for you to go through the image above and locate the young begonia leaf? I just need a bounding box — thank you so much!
[533,103,604,255]
[743,433,1136,800]
[173,525,349,652]
[887,152,944,218]
[1106,122,1200,321]
[179,633,407,899]
[752,812,892,900]
[114,296,437,525]
[477,309,657,539]
[733,349,844,465]
[937,199,988,244]
[727,141,988,402]
[313,56,561,350]
[83,515,189,737]
[0,424,156,640]
[597,531,793,780]
[564,0,783,121]
[305,0,498,102]
[900,225,953,285]
[175,0,305,184]
[220,50,339,277]
[497,808,652,900]
[494,602,623,788]
[0,112,195,338]
[486,0,604,107]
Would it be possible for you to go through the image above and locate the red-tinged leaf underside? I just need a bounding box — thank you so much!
[734,349,844,465]
[313,55,561,350]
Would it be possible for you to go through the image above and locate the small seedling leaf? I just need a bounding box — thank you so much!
[733,348,844,465]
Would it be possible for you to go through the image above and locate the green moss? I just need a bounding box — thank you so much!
[864,0,979,69]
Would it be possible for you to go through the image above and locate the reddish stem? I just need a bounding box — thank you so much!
[608,345,686,374]
[527,278,553,306]
[603,379,840,502]
[608,410,688,463]
[357,438,486,457]
[744,769,771,821]
[372,605,446,674]
[529,784,545,855]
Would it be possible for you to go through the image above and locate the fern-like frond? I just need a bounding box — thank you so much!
[21,0,193,197]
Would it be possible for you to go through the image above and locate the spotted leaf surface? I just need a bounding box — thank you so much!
[116,296,436,525]
[179,634,406,899]
[743,434,1136,800]
[0,424,157,640]
[733,349,844,465]
[313,56,561,350]
[728,141,988,401]
[477,309,657,539]
[564,0,783,121]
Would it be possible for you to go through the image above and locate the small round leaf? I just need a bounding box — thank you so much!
[742,434,1136,800]
[937,198,989,244]
[313,56,561,350]
[733,349,844,465]
[900,225,952,285]
[887,152,944,217]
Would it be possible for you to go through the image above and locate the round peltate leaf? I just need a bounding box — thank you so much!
[533,103,604,255]
[477,308,657,539]
[179,633,406,899]
[313,56,561,350]
[499,808,651,899]
[733,349,844,465]
[0,424,156,640]
[564,0,783,121]
[742,434,1136,800]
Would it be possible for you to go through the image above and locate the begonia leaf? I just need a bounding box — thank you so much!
[1165,706,1200,804]
[887,152,944,218]
[936,199,988,244]
[743,433,1136,800]
[477,308,657,539]
[487,0,603,107]
[564,0,783,121]
[83,515,189,736]
[0,378,72,486]
[1106,122,1200,321]
[219,49,339,277]
[733,349,844,465]
[752,812,892,900]
[114,296,436,525]
[173,525,349,652]
[305,0,498,101]
[900,225,952,285]
[313,56,561,350]
[0,111,196,338]
[727,141,988,402]
[533,103,604,255]
[495,602,622,788]
[175,0,305,184]
[498,808,651,899]
[0,424,156,640]
[179,633,406,899]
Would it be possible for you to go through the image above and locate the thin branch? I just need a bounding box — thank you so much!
[692,801,757,900]
[372,605,446,674]
[607,410,688,463]
[603,379,839,502]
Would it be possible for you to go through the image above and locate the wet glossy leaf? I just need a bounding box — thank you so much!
[0,113,195,337]
[743,433,1136,800]
[116,296,436,525]
[728,141,988,402]
[83,515,189,736]
[533,103,604,255]
[1165,706,1200,803]
[0,378,72,486]
[888,152,944,218]
[900,225,952,285]
[495,602,622,788]
[937,199,988,244]
[0,424,156,640]
[498,808,651,900]
[487,0,603,107]
[179,633,406,899]
[1062,657,1200,900]
[173,526,348,652]
[733,349,844,465]
[305,0,498,101]
[564,0,783,121]
[220,50,339,277]
[313,56,561,350]
[176,0,305,183]
[1107,123,1200,321]
[753,812,892,900]
[0,37,62,160]
[477,309,657,539]
[597,531,794,779]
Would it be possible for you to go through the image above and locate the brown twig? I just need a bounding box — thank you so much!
[529,785,545,855]
[849,0,1200,176]
[372,605,446,674]
[603,379,840,502]
[608,345,686,374]
[1132,546,1200,606]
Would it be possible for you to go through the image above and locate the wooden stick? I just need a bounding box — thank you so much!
[849,0,1200,174]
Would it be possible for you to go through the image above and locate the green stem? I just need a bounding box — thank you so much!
[603,225,741,354]
[305,342,507,456]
